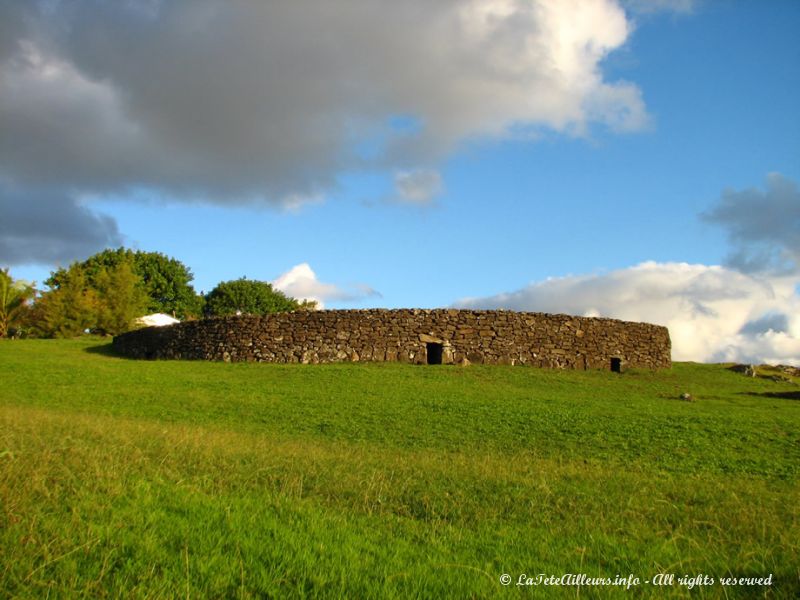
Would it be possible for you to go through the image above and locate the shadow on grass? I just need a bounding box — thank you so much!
[83,342,136,360]
[746,390,800,400]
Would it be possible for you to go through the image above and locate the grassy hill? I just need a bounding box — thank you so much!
[1,338,798,598]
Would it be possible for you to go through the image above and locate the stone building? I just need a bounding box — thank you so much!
[113,309,671,371]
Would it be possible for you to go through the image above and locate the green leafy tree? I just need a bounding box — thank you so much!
[205,278,299,316]
[47,248,203,318]
[0,268,36,337]
[34,259,150,337]
[94,260,150,335]
[33,265,99,338]
[129,251,204,318]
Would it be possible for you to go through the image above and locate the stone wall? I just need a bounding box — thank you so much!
[112,309,671,370]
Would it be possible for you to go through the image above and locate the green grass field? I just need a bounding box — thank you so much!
[1,339,798,598]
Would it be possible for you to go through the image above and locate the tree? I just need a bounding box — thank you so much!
[129,251,204,318]
[94,260,150,335]
[46,248,203,318]
[0,268,36,338]
[204,278,299,316]
[33,259,150,337]
[33,265,99,338]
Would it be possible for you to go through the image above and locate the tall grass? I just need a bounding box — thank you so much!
[1,339,798,598]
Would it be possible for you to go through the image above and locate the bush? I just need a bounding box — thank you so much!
[204,278,299,316]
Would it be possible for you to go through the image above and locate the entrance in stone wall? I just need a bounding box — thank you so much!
[426,343,443,365]
[610,357,622,373]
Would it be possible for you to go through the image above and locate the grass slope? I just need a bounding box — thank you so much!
[1,338,798,598]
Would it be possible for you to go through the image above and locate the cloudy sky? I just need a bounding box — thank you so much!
[2,0,799,364]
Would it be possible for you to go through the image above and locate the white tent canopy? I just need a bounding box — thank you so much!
[135,313,180,327]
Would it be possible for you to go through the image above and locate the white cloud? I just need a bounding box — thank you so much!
[454,174,800,365]
[455,261,800,365]
[272,263,380,309]
[393,169,444,204]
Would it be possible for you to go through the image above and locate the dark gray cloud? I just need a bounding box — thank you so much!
[0,185,122,266]
[0,1,27,63]
[701,173,800,275]
[739,312,789,336]
[0,0,648,266]
[0,0,644,202]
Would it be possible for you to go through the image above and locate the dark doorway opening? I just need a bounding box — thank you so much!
[426,343,443,365]
[610,357,622,373]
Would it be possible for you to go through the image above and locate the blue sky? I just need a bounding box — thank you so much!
[2,0,799,363]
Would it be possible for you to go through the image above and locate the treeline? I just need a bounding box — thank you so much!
[1,248,314,338]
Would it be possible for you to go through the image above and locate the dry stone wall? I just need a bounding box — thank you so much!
[112,309,671,370]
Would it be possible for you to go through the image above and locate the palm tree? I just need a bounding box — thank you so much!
[0,268,36,337]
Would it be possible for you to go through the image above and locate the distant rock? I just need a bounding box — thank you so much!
[729,364,756,377]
